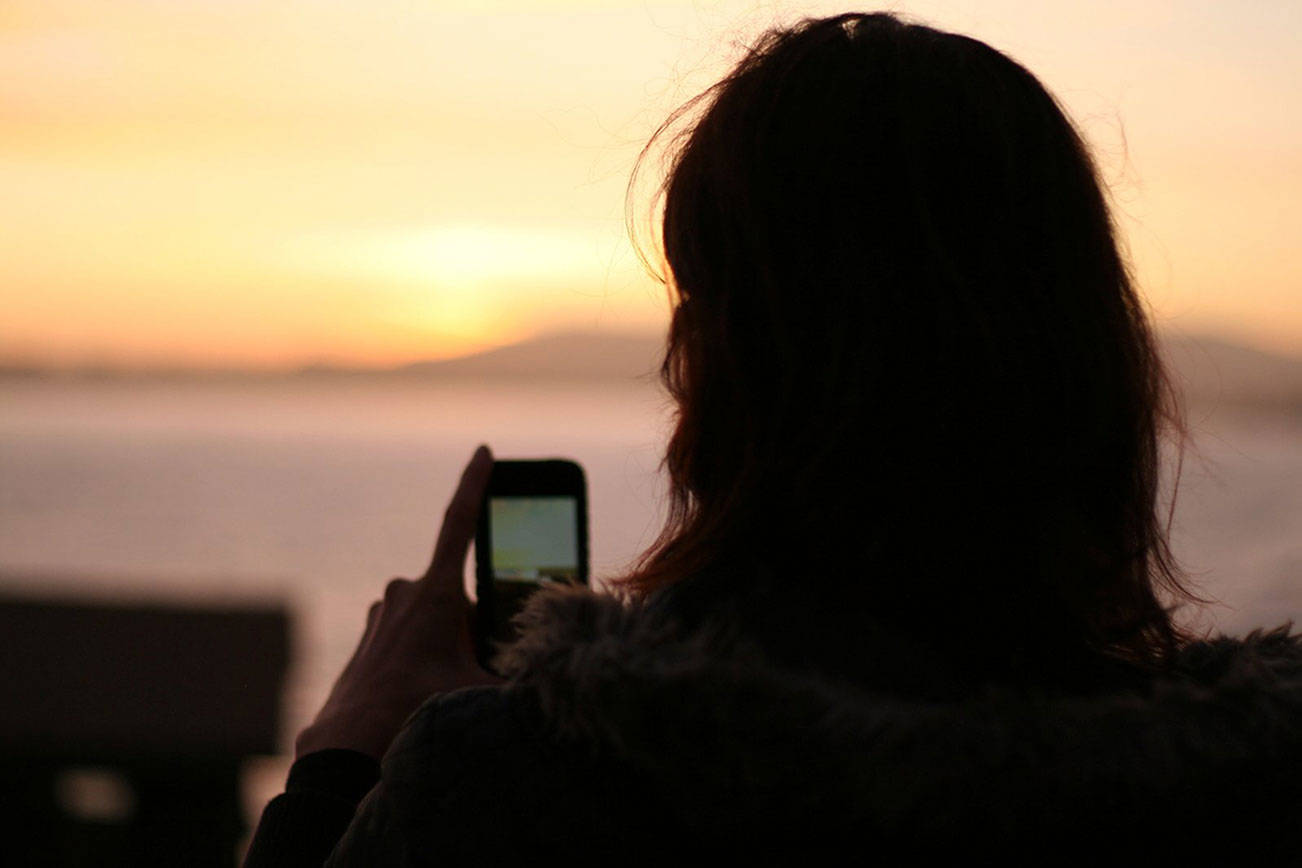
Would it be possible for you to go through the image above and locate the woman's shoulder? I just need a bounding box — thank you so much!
[355,679,654,864]
[366,587,1302,858]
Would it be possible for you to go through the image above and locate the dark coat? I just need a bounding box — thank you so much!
[323,583,1302,863]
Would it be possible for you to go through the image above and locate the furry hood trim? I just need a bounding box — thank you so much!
[496,585,1302,841]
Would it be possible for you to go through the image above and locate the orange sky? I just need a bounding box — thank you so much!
[2,0,1299,368]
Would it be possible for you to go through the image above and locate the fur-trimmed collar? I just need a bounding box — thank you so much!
[497,584,1302,850]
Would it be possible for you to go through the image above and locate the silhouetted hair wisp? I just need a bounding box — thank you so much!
[622,12,1198,687]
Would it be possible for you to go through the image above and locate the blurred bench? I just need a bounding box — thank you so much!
[0,591,290,867]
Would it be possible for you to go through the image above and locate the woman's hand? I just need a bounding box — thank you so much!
[294,444,501,761]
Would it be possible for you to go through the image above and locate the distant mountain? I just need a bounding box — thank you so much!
[354,329,1302,413]
[6,329,1300,413]
[300,330,667,383]
[1159,333,1302,413]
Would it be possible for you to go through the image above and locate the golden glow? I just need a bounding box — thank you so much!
[1,1,1298,368]
[292,224,606,290]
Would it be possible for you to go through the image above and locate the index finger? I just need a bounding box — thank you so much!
[423,444,494,593]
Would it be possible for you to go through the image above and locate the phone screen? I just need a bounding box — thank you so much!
[485,495,580,643]
[489,495,580,581]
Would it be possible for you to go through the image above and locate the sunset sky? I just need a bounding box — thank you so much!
[2,0,1298,369]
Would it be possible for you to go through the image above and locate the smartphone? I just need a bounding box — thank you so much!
[474,459,589,671]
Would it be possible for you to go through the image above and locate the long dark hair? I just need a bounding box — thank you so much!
[621,12,1198,682]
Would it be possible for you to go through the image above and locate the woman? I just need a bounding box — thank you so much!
[246,12,1302,863]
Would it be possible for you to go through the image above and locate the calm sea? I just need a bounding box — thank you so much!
[2,378,1299,826]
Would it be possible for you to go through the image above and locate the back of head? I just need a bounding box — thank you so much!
[624,12,1194,688]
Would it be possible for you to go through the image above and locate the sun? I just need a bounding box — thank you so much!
[297,223,601,291]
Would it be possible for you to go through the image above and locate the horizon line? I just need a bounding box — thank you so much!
[1,325,1298,378]
[0,326,668,378]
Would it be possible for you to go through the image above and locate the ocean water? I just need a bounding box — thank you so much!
[1,378,1299,830]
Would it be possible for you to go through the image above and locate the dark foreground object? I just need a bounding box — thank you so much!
[0,591,289,867]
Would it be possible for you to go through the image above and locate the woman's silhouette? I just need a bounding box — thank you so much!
[246,13,1302,863]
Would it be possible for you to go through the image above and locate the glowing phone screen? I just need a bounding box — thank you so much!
[489,496,579,584]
